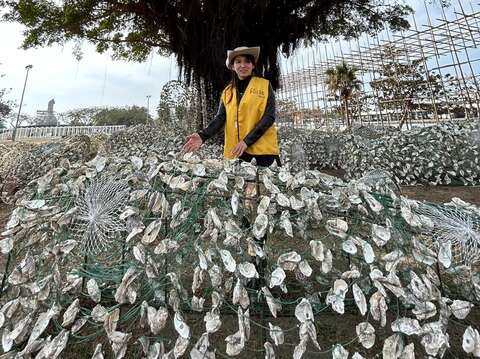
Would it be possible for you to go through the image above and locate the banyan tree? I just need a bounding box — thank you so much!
[1,0,412,128]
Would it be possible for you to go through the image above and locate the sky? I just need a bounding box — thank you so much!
[278,0,480,108]
[1,0,478,119]
[0,21,177,118]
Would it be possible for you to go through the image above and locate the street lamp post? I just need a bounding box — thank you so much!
[12,64,33,142]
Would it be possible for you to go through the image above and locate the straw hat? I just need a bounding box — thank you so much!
[225,46,260,69]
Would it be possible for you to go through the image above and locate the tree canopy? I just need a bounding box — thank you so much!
[0,66,14,122]
[370,46,445,128]
[1,0,412,127]
[0,87,12,120]
[62,106,150,126]
[62,107,102,126]
[93,106,150,126]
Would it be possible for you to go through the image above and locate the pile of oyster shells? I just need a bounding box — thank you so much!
[278,125,397,171]
[0,125,222,201]
[102,124,185,156]
[0,143,35,188]
[341,122,480,185]
[1,147,479,358]
[280,122,480,185]
[278,128,348,170]
[0,136,91,198]
[3,120,477,205]
[351,124,399,140]
[102,123,222,159]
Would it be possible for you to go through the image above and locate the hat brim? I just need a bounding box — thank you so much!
[226,47,260,69]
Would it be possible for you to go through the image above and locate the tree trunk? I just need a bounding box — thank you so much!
[398,110,407,130]
[204,81,220,127]
[193,73,204,132]
[344,99,351,127]
[398,101,412,130]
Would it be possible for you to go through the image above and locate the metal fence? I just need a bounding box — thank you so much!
[0,125,126,141]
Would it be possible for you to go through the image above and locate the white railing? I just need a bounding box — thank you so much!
[0,125,126,141]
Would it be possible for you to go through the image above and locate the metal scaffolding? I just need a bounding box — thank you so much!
[277,0,480,129]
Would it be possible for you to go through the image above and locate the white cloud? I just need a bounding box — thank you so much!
[0,21,178,116]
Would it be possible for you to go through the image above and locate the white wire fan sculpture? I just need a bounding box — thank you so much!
[415,203,480,267]
[72,177,130,257]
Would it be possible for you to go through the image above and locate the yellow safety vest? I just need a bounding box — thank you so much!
[221,77,280,159]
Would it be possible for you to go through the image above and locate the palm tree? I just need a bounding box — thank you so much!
[325,63,362,127]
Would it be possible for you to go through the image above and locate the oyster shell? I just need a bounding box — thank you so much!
[269,322,284,346]
[252,213,268,239]
[326,219,348,239]
[238,262,259,279]
[295,298,313,323]
[356,322,375,349]
[269,267,286,288]
[147,305,168,335]
[463,326,480,356]
[174,312,190,339]
[371,224,391,247]
[352,283,367,316]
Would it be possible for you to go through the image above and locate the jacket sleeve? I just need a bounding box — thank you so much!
[197,98,226,142]
[243,83,276,147]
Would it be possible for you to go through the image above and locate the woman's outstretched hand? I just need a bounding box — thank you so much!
[182,133,203,153]
[231,141,247,158]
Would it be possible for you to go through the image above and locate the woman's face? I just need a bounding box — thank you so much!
[232,55,254,80]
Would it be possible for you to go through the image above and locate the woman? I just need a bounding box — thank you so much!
[182,46,280,167]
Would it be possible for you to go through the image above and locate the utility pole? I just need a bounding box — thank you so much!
[12,64,33,141]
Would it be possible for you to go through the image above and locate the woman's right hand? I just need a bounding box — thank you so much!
[182,133,203,153]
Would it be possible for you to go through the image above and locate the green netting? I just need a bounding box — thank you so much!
[1,153,479,358]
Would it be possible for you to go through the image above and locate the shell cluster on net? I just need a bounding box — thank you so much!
[0,122,479,358]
